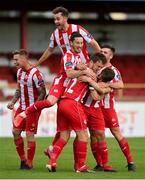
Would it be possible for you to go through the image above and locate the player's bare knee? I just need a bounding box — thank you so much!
[60,130,70,141]
[76,130,88,142]
[111,128,123,140]
[26,132,35,141]
[12,129,21,138]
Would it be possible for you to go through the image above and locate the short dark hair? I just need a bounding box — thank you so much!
[52,6,69,17]
[101,67,115,82]
[101,44,115,54]
[90,53,107,65]
[13,49,29,58]
[70,32,83,42]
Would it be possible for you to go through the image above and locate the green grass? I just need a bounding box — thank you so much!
[0,137,145,179]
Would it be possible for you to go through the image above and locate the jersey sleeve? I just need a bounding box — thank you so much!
[78,25,94,43]
[63,53,75,70]
[112,68,122,82]
[33,71,45,88]
[49,32,57,48]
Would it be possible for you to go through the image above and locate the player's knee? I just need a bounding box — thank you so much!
[60,131,70,141]
[76,130,88,142]
[111,128,123,140]
[12,129,21,138]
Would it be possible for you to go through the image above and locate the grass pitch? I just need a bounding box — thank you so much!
[0,137,145,179]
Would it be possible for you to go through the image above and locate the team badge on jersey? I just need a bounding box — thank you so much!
[38,79,45,87]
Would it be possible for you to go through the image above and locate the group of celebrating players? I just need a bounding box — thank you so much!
[7,6,136,173]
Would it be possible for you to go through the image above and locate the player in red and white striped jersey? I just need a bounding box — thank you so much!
[46,53,107,172]
[100,45,136,171]
[32,6,101,109]
[35,6,100,66]
[7,49,46,170]
[82,67,116,172]
[17,7,101,125]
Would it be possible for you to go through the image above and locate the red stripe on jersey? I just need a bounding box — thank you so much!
[83,90,99,108]
[17,68,44,110]
[53,32,57,47]
[101,65,122,109]
[51,24,92,63]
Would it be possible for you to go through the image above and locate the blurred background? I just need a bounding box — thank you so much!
[0,0,145,137]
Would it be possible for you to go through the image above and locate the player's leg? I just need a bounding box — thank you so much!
[103,107,136,171]
[110,127,136,171]
[45,100,70,171]
[24,111,41,169]
[16,75,65,119]
[46,130,70,172]
[86,106,116,172]
[13,107,27,169]
[25,132,36,169]
[73,130,90,172]
[12,128,27,169]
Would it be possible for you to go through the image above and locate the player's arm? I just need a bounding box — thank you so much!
[109,80,124,89]
[89,86,104,101]
[88,79,112,94]
[33,72,46,101]
[35,47,54,67]
[7,84,20,110]
[36,87,46,101]
[75,62,87,70]
[89,39,101,53]
[78,25,101,53]
[66,68,96,80]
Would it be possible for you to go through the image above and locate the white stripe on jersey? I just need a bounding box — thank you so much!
[72,24,77,32]
[49,34,55,48]
[27,68,37,106]
[79,28,92,43]
[20,71,26,110]
[63,50,75,70]
[54,29,63,54]
[17,68,21,79]
[84,95,92,107]
[84,94,99,108]
[103,93,110,108]
[62,33,71,50]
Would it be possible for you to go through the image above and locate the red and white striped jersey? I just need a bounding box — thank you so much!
[83,90,100,108]
[63,78,88,102]
[58,49,83,87]
[17,67,45,110]
[100,65,122,109]
[49,24,93,63]
[59,49,82,74]
[61,49,88,101]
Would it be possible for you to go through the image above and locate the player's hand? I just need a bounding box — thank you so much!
[76,62,87,70]
[98,82,109,88]
[83,68,96,81]
[78,75,92,83]
[7,102,15,110]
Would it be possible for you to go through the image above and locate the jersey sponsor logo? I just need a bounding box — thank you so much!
[65,61,73,67]
[54,89,58,93]
[38,79,45,87]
